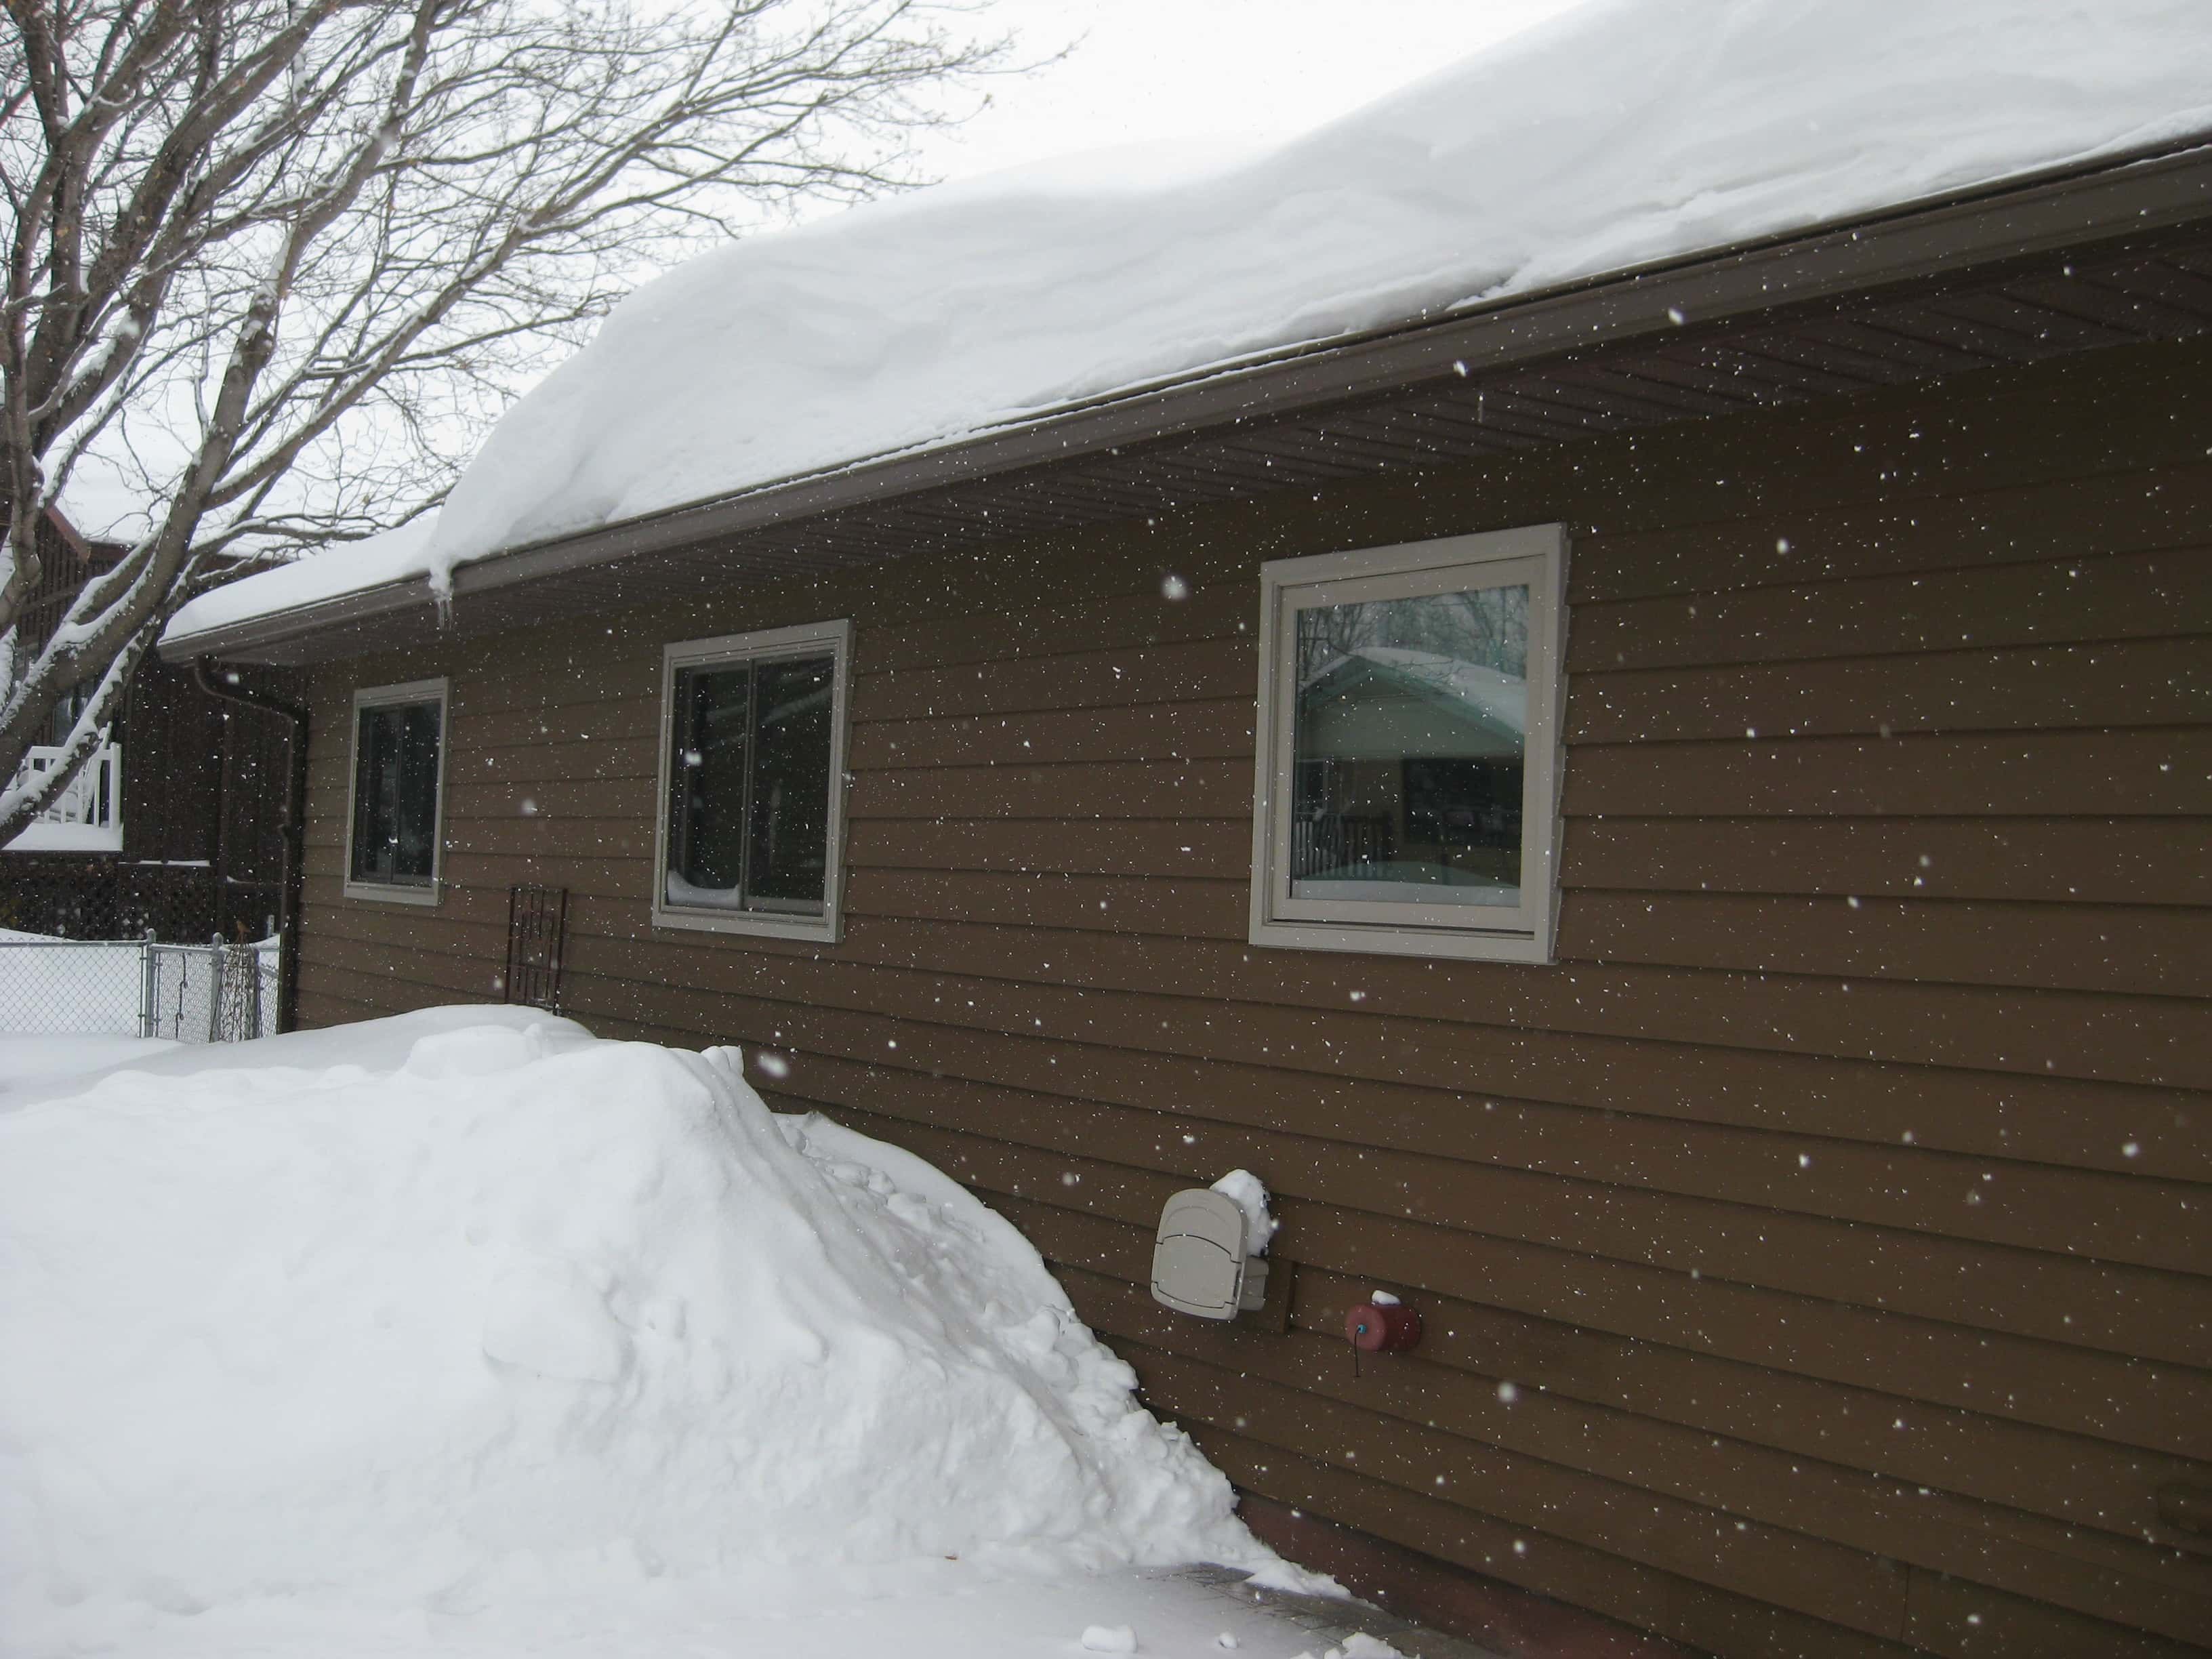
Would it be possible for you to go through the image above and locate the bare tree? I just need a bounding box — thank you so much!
[0,0,1007,840]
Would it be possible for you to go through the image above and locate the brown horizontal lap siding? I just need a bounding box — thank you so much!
[1568,545,2210,672]
[1565,726,2211,817]
[1563,817,2212,906]
[552,967,2207,1362]
[857,1125,2212,1656]
[296,339,2212,1657]
[1570,636,2212,742]
[302,880,2210,1176]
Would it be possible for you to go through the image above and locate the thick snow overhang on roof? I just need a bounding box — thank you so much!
[1306,651,1530,741]
[162,140,2212,668]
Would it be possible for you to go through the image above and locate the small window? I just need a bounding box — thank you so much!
[48,678,96,745]
[653,620,851,941]
[1250,527,1566,962]
[344,678,449,905]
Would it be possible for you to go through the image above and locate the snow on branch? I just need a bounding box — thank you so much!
[0,0,1010,839]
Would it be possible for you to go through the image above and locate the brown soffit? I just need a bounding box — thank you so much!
[161,136,2212,666]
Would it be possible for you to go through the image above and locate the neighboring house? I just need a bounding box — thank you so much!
[5,505,125,859]
[1293,646,1530,899]
[159,16,2212,1659]
[3,516,300,951]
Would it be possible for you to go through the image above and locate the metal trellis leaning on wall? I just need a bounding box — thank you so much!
[504,885,569,1014]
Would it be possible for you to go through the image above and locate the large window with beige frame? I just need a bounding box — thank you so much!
[1250,526,1567,962]
[653,619,851,941]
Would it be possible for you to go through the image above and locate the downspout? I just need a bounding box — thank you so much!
[192,657,308,1033]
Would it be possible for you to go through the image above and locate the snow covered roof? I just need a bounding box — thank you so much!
[1305,649,1529,740]
[171,515,439,637]
[165,0,2212,651]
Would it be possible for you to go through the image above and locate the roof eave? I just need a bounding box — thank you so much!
[160,136,2212,665]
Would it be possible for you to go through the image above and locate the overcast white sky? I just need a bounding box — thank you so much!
[914,0,1584,184]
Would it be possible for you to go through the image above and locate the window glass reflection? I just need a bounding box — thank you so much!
[1290,585,1528,907]
[350,699,441,884]
[746,655,833,907]
[667,663,752,902]
[665,653,833,914]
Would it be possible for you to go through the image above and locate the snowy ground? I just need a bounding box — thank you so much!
[0,1556,1404,1659]
[0,1034,180,1108]
[0,1015,1397,1659]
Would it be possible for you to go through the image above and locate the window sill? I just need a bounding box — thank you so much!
[343,879,442,908]
[1249,914,1553,964]
[651,903,840,944]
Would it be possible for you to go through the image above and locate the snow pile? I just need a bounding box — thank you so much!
[0,1009,1267,1651]
[2,821,125,855]
[1303,1638,1401,1659]
[167,0,2212,640]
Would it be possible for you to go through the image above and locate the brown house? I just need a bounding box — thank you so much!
[160,138,2212,1657]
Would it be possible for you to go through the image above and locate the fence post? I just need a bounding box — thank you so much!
[140,928,156,1039]
[208,934,224,1042]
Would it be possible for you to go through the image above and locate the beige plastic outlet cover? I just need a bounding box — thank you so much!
[1151,1188,1250,1320]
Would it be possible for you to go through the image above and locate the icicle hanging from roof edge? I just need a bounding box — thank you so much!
[427,556,455,629]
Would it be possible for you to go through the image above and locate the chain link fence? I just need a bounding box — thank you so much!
[0,933,281,1042]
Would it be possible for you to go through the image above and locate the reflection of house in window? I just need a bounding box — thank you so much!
[1292,647,1525,901]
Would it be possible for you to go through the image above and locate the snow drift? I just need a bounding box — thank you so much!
[0,1010,1265,1650]
[167,0,2212,640]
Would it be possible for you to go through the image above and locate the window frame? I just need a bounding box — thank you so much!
[651,617,853,943]
[1248,525,1568,963]
[342,676,451,907]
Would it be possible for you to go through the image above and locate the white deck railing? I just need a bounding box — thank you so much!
[5,741,123,852]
